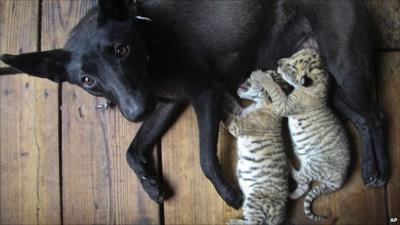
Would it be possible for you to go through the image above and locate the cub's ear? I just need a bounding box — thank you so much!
[97,0,137,24]
[0,49,71,83]
[300,75,313,87]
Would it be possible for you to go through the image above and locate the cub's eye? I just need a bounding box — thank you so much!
[82,76,95,88]
[300,75,313,87]
[114,44,130,58]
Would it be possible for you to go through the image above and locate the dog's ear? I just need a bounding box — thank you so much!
[97,0,137,24]
[0,49,71,83]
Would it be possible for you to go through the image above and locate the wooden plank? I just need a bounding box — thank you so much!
[41,0,160,224]
[286,124,387,225]
[162,107,241,225]
[377,52,400,222]
[367,0,400,49]
[0,0,61,224]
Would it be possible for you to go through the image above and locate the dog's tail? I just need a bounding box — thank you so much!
[0,66,20,76]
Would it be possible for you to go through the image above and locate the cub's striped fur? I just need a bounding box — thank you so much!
[222,70,289,225]
[263,49,350,221]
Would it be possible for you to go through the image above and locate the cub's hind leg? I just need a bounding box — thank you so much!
[290,165,311,199]
[241,198,266,225]
[238,198,285,225]
[264,198,286,225]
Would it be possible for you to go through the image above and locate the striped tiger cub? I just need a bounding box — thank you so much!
[222,70,289,225]
[262,48,350,221]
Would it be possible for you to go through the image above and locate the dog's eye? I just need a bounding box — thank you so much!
[114,44,130,58]
[82,76,95,88]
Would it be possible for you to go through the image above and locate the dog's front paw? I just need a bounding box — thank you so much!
[222,186,244,209]
[141,176,167,203]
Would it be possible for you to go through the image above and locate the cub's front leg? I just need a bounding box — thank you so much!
[262,70,296,116]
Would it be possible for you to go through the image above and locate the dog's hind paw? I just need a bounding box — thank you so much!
[364,174,388,187]
[362,169,388,187]
[361,159,389,187]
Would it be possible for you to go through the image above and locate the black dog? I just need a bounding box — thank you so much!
[0,0,388,209]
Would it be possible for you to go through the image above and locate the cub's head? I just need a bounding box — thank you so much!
[277,48,327,89]
[237,70,272,104]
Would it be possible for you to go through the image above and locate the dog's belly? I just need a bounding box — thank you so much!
[144,0,274,52]
[145,0,320,89]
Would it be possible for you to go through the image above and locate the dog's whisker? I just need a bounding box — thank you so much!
[136,16,152,22]
[95,103,109,110]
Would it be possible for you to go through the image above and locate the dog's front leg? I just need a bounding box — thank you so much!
[126,100,187,203]
[189,88,243,209]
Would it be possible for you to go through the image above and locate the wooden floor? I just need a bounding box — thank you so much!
[0,1,399,225]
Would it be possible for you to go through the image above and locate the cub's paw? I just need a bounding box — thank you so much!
[250,70,267,79]
[265,70,278,79]
[228,219,246,225]
[289,192,302,200]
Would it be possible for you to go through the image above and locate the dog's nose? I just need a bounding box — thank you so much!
[122,106,151,122]
[0,54,12,63]
[119,97,155,122]
[0,54,15,64]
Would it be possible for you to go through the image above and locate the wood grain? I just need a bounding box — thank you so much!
[0,1,399,224]
[41,0,160,224]
[377,53,400,222]
[367,0,400,49]
[0,0,61,224]
[162,107,241,225]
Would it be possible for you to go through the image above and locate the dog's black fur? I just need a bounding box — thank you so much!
[0,0,388,209]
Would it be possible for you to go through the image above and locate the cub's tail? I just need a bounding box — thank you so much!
[304,183,337,221]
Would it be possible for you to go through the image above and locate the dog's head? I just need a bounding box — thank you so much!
[0,0,154,122]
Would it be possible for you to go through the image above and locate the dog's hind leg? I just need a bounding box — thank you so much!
[126,100,187,203]
[323,45,388,186]
[308,1,389,186]
[332,87,388,186]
